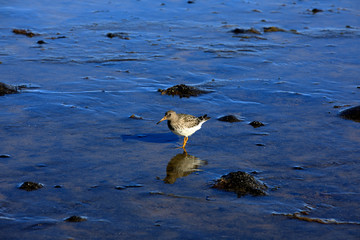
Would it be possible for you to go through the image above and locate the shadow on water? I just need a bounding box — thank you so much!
[163,151,207,184]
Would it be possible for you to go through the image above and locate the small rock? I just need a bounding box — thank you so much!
[311,8,323,14]
[18,182,44,191]
[54,185,62,188]
[212,171,267,197]
[217,115,242,122]
[256,143,265,147]
[115,185,126,190]
[249,121,265,128]
[339,105,360,122]
[64,216,87,222]
[0,154,11,158]
[37,40,46,44]
[293,166,305,170]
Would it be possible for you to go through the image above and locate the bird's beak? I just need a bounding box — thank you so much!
[156,116,167,124]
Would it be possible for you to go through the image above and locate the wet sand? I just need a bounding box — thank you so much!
[0,0,359,239]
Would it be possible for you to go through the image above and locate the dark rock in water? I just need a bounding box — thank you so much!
[158,84,210,98]
[212,171,267,197]
[37,40,46,44]
[249,121,265,128]
[64,216,87,222]
[18,181,44,191]
[339,105,360,122]
[0,82,18,96]
[311,8,323,14]
[217,115,242,123]
[0,154,11,158]
[256,143,265,147]
[231,28,261,35]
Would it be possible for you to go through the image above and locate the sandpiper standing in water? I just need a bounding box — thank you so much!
[157,110,210,150]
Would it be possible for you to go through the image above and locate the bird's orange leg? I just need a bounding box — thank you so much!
[182,137,188,149]
[176,137,189,151]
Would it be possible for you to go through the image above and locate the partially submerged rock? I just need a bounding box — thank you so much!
[339,105,360,122]
[64,216,87,222]
[18,182,44,191]
[158,84,209,98]
[217,115,242,123]
[212,171,267,197]
[0,82,18,96]
[249,121,265,128]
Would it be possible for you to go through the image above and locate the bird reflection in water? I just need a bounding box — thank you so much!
[164,151,207,184]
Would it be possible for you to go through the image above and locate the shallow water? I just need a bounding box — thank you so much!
[1,0,360,239]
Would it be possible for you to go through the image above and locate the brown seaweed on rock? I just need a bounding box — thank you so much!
[212,171,267,197]
[158,84,210,98]
[231,28,261,35]
[263,26,286,33]
[12,29,40,37]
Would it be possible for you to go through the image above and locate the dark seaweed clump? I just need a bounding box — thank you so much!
[212,171,267,197]
[217,115,242,123]
[0,82,18,96]
[339,105,360,122]
[158,84,209,98]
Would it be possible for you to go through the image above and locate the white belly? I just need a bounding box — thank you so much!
[171,123,203,137]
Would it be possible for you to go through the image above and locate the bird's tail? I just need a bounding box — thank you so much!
[199,114,210,121]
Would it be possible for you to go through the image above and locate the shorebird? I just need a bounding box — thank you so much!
[157,110,210,150]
